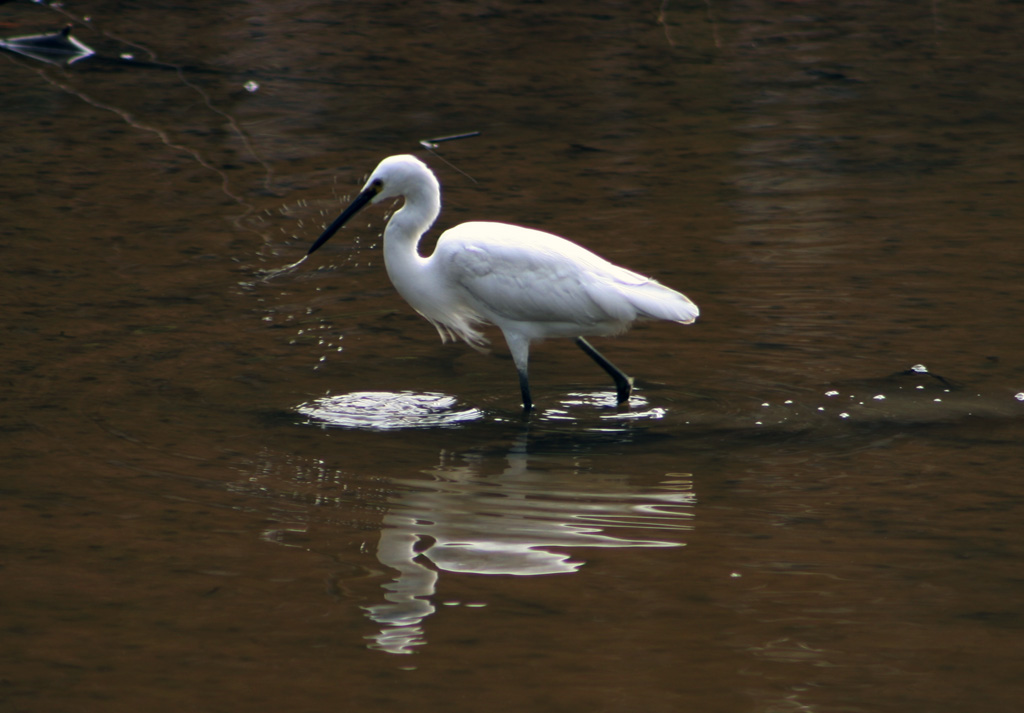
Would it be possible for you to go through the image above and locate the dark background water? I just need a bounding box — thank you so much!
[3,1,1024,711]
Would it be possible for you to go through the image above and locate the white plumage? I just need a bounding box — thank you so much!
[307,154,698,411]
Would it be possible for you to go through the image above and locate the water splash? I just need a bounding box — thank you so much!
[297,391,484,430]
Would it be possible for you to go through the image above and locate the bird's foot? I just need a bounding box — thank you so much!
[614,376,635,406]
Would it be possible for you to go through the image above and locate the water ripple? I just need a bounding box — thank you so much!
[296,391,484,430]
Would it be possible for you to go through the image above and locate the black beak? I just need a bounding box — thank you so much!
[307,182,381,255]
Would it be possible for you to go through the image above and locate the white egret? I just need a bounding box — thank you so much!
[307,155,698,411]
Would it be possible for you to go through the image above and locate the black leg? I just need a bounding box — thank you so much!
[575,337,633,404]
[517,368,534,412]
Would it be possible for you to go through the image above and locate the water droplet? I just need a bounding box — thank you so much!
[244,80,260,93]
[1015,393,1024,401]
[824,390,839,397]
[911,364,928,373]
[873,394,886,400]
[839,412,850,419]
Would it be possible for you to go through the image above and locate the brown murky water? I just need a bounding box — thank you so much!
[3,1,1024,711]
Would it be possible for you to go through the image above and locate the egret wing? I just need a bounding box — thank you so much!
[436,222,644,327]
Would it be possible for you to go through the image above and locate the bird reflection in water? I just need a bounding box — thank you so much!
[359,439,695,655]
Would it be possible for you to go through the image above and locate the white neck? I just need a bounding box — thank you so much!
[382,186,441,308]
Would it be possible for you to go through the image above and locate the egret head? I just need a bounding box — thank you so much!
[369,155,437,202]
[307,155,438,255]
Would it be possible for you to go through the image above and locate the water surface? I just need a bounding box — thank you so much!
[3,1,1024,712]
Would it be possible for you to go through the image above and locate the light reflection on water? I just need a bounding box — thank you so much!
[243,436,695,655]
[297,391,484,430]
[749,367,1024,431]
[295,389,675,431]
[543,391,668,423]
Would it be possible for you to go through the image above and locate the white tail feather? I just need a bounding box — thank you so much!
[619,280,699,324]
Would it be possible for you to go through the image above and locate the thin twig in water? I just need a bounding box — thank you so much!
[657,0,678,48]
[418,131,481,149]
[418,131,481,185]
